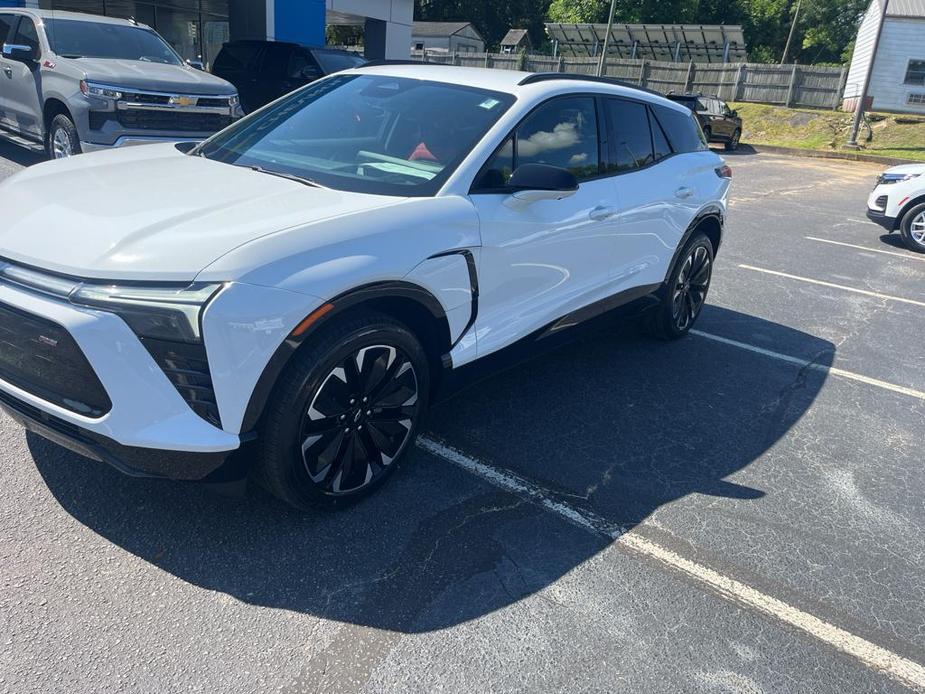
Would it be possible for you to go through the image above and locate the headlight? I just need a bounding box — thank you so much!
[70,283,223,343]
[79,80,123,100]
[228,94,239,107]
[879,172,921,185]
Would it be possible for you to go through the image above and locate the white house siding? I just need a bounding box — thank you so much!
[868,18,925,113]
[843,0,885,110]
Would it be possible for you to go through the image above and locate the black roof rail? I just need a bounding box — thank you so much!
[517,72,664,98]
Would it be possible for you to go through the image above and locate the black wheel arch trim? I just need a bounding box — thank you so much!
[239,280,453,434]
[897,195,925,231]
[664,207,724,285]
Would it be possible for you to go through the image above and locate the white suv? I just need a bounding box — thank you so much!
[867,164,925,252]
[0,65,731,508]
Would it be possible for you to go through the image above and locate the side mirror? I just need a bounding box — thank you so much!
[2,43,36,63]
[507,163,578,202]
[186,58,205,70]
[730,110,738,118]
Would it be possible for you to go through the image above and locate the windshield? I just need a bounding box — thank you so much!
[196,74,516,197]
[44,19,182,65]
[313,50,366,74]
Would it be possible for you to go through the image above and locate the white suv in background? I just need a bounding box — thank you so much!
[0,65,731,509]
[867,164,925,252]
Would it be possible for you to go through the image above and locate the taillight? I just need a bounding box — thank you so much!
[715,164,733,179]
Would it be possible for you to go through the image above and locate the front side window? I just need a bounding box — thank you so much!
[604,99,654,173]
[197,74,516,197]
[13,17,40,56]
[475,96,599,189]
[905,60,925,86]
[44,19,181,65]
[313,49,365,74]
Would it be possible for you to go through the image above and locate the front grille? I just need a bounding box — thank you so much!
[196,97,230,108]
[116,110,232,133]
[127,92,172,106]
[0,302,111,417]
[140,338,221,428]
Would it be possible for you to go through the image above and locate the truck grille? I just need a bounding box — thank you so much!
[116,111,232,133]
[0,302,111,418]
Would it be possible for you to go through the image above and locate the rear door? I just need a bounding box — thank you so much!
[2,15,43,138]
[0,12,19,130]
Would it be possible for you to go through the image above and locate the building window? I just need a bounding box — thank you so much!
[909,93,925,105]
[905,60,925,86]
[414,42,424,50]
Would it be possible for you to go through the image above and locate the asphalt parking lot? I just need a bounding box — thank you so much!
[2,141,924,693]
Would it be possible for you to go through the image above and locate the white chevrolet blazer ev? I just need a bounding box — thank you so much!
[0,64,731,509]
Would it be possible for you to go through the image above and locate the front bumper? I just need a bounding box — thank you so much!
[866,207,896,230]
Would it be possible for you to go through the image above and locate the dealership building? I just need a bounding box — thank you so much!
[2,0,413,67]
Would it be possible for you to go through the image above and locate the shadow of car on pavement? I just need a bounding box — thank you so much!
[29,304,834,633]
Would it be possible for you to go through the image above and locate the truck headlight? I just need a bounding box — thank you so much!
[79,80,123,100]
[70,283,223,343]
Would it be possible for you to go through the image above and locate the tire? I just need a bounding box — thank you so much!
[725,129,741,151]
[46,113,81,160]
[644,233,714,340]
[255,309,430,510]
[899,202,925,254]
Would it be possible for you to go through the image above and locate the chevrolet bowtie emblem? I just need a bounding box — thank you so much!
[169,95,197,107]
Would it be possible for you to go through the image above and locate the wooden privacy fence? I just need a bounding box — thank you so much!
[407,50,848,110]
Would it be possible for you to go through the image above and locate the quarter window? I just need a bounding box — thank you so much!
[652,104,707,153]
[604,99,654,173]
[475,96,600,189]
[905,60,925,86]
[649,108,672,161]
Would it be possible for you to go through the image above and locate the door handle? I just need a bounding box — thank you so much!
[589,205,618,221]
[675,187,695,199]
[2,66,11,77]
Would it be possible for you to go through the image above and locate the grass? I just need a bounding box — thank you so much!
[730,102,925,161]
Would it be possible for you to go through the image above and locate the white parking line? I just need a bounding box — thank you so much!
[806,236,925,262]
[691,330,925,401]
[416,436,925,693]
[739,264,925,308]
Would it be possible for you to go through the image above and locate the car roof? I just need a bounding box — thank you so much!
[343,63,689,112]
[5,8,151,29]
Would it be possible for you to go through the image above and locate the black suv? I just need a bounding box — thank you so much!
[667,93,742,151]
[211,40,366,113]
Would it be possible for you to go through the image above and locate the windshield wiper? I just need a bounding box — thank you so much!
[247,165,323,188]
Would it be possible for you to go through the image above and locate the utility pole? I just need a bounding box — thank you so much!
[780,0,802,64]
[597,0,618,77]
[847,0,889,147]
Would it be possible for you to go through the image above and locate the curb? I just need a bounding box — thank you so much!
[743,144,922,166]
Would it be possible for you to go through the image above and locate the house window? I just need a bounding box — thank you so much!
[909,93,925,105]
[905,59,925,86]
[414,42,424,51]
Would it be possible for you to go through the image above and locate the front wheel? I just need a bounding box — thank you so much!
[644,233,714,340]
[725,129,741,151]
[899,203,925,253]
[47,113,81,160]
[256,310,430,510]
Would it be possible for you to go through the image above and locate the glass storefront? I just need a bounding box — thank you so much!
[39,0,230,69]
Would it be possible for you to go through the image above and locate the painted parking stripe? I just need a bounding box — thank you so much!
[416,436,925,693]
[806,236,925,262]
[691,330,925,402]
[739,264,925,308]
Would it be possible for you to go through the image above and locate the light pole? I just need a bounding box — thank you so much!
[597,0,618,77]
[847,0,889,147]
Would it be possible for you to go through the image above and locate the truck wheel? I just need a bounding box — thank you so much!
[47,114,82,160]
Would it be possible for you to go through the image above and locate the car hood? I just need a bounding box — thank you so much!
[884,163,925,176]
[0,144,401,282]
[67,57,236,95]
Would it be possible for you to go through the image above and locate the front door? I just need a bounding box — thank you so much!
[0,13,18,131]
[468,95,623,358]
[2,16,43,139]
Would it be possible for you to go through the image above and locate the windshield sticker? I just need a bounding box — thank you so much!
[479,98,501,110]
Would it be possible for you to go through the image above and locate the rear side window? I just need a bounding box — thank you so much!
[653,105,707,153]
[649,108,672,161]
[260,42,293,78]
[603,99,653,173]
[0,14,15,43]
[214,42,261,71]
[313,49,365,74]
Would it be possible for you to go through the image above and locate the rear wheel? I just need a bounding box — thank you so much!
[256,310,429,510]
[46,113,81,160]
[899,203,925,253]
[644,233,714,340]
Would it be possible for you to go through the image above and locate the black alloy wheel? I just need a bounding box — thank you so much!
[299,344,420,495]
[644,233,714,340]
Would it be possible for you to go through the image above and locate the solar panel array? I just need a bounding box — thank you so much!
[545,24,748,63]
